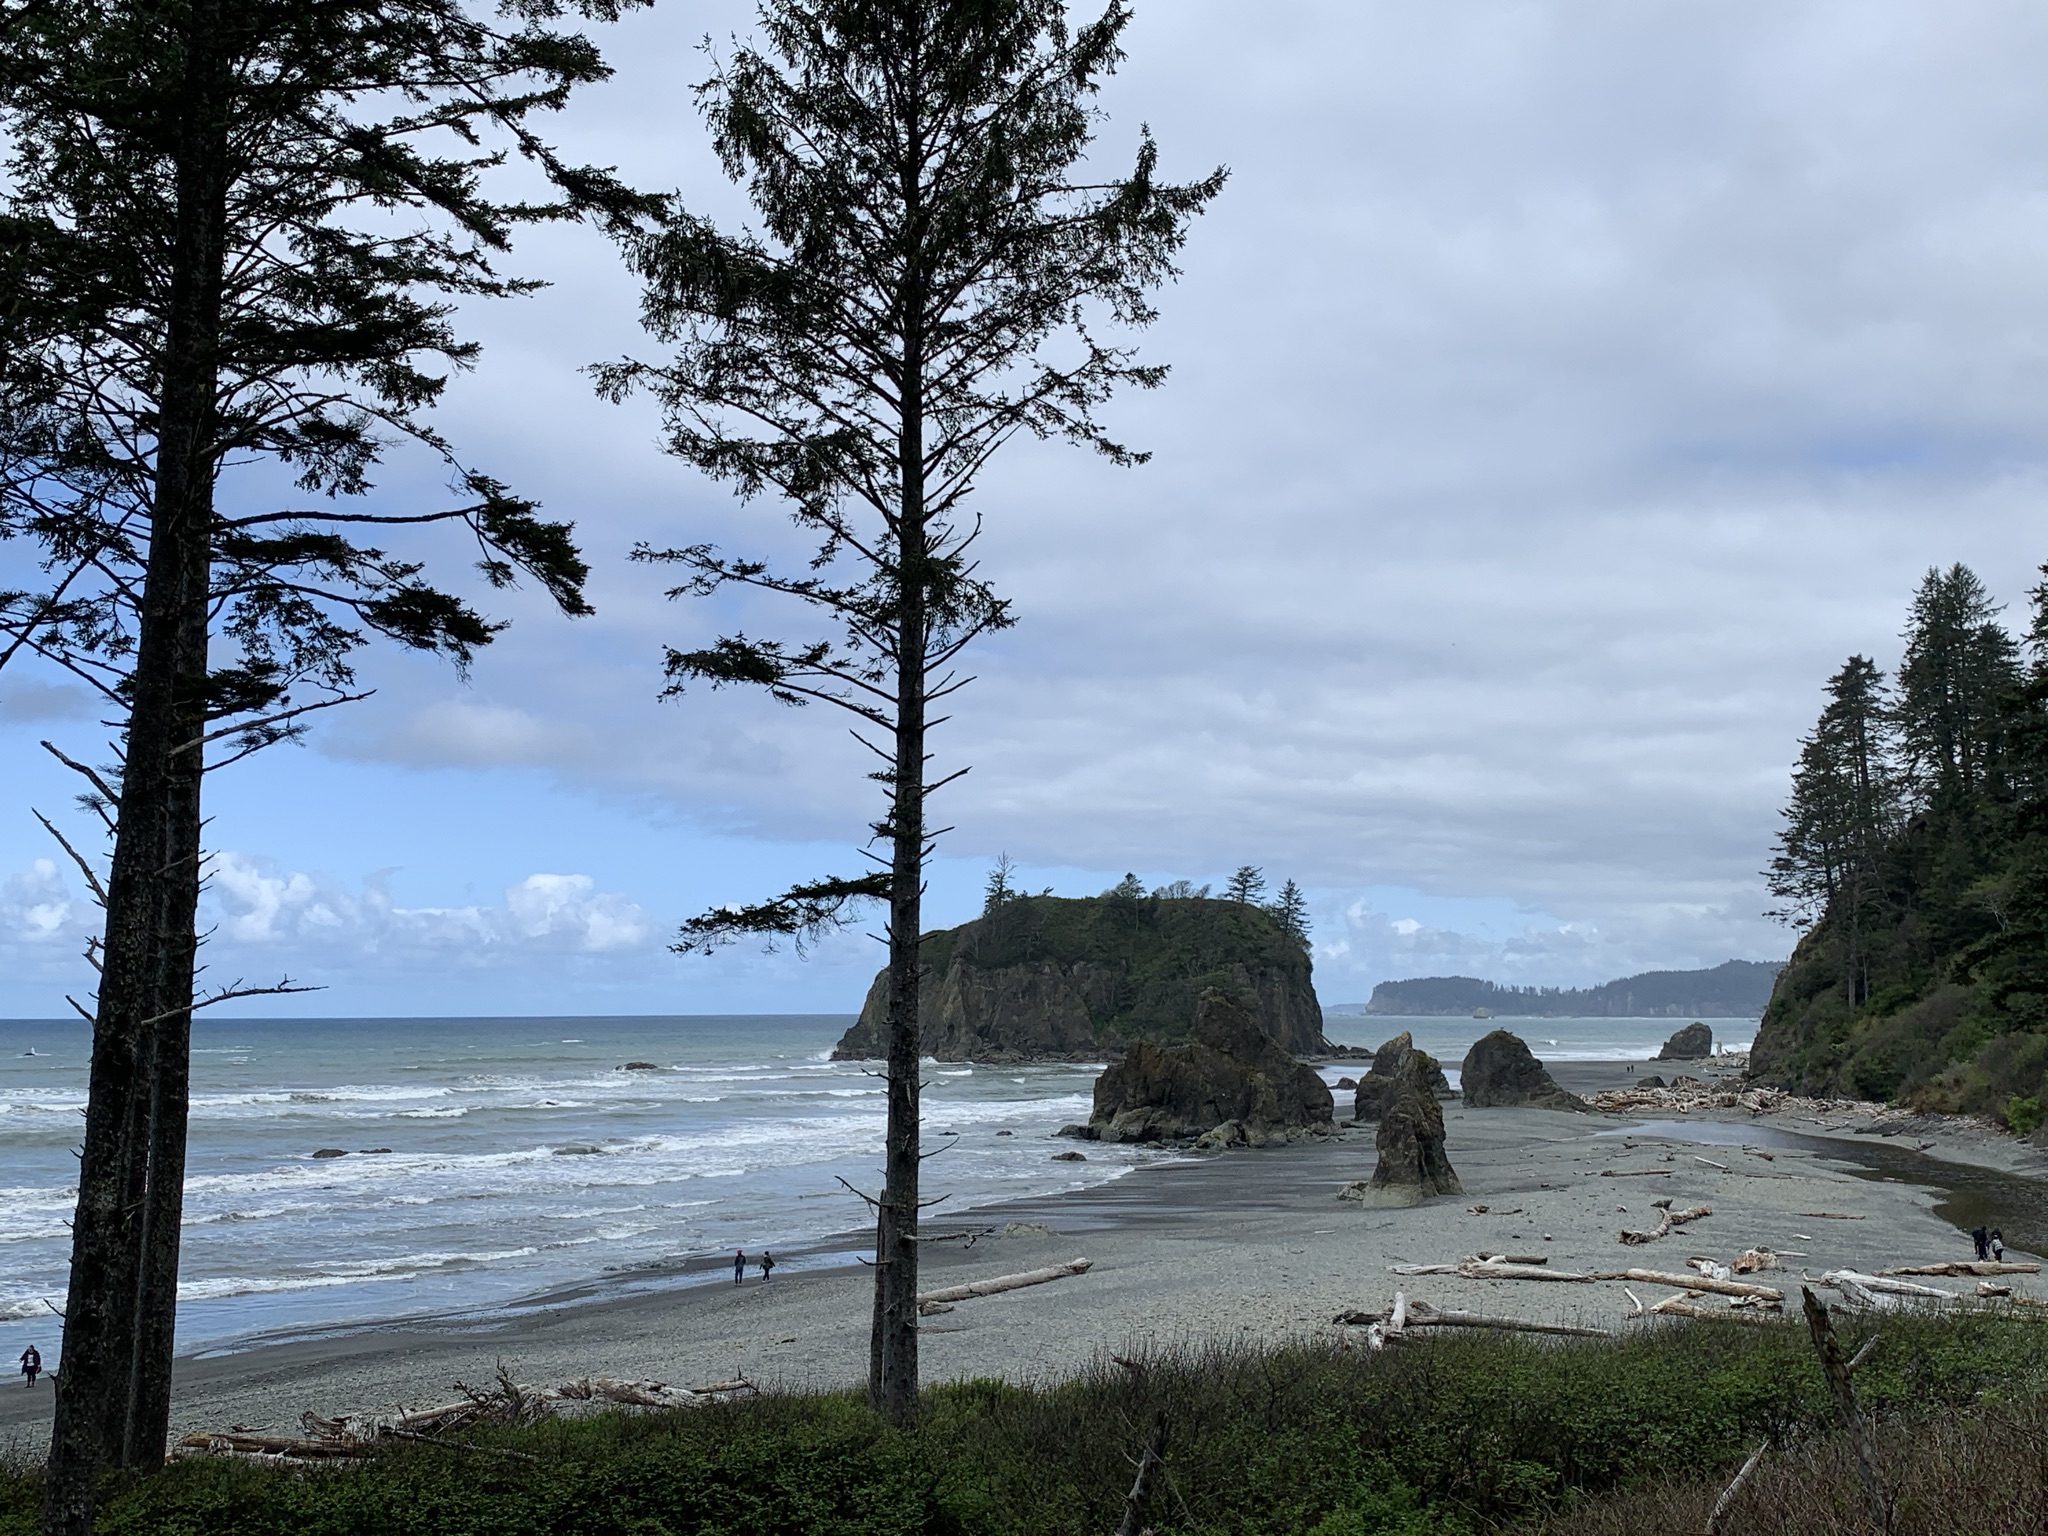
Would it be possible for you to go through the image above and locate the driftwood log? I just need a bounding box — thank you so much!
[1649,1297,1786,1325]
[1881,1261,2039,1277]
[1617,1202,1712,1246]
[916,1257,1092,1314]
[1602,1268,1783,1302]
[1333,1295,1611,1338]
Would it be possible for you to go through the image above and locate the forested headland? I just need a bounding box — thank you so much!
[1752,562,2048,1134]
[1362,960,1781,1019]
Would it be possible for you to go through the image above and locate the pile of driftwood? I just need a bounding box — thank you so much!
[1585,1081,1868,1117]
[1334,1291,1612,1349]
[176,1369,757,1463]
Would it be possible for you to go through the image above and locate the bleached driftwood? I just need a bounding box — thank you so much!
[1604,1268,1783,1302]
[1459,1258,1594,1282]
[916,1257,1091,1312]
[1649,1296,1785,1325]
[1401,1299,1611,1337]
[1821,1270,1955,1302]
[1733,1247,1781,1273]
[1617,1203,1712,1246]
[1333,1297,1611,1337]
[1692,1156,1730,1171]
[1881,1261,2039,1277]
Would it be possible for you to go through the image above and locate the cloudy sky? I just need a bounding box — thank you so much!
[7,0,2048,1017]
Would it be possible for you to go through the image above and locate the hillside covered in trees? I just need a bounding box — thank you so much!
[832,884,1323,1062]
[1751,563,2048,1133]
[1364,960,1781,1018]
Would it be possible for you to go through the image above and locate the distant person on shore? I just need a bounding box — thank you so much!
[1992,1229,2006,1262]
[1973,1225,1990,1261]
[760,1251,775,1281]
[734,1248,745,1286]
[18,1345,39,1388]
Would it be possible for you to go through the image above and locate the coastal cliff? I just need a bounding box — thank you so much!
[831,893,1326,1062]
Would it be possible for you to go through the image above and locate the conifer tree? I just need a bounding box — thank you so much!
[1897,564,2021,813]
[0,2,643,1523]
[982,853,1017,914]
[1224,864,1264,904]
[1267,876,1309,950]
[601,0,1220,1426]
[1767,657,1898,1006]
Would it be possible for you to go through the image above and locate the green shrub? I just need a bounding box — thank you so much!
[2006,1094,2043,1136]
[8,1317,2048,1536]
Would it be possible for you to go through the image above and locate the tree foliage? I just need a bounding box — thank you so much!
[0,0,640,1521]
[599,0,1219,1425]
[1755,563,2048,1121]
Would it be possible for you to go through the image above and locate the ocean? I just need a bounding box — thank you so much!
[0,1011,1754,1368]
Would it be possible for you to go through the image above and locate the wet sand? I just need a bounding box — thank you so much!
[3,1057,2042,1451]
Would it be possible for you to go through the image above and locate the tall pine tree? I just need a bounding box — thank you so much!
[0,2,644,1523]
[600,0,1219,1425]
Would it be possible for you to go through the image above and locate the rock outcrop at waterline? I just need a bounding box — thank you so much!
[1341,1050,1460,1207]
[1656,1021,1713,1060]
[1458,1029,1588,1111]
[1350,1031,1452,1122]
[1083,989,1335,1146]
[831,893,1326,1062]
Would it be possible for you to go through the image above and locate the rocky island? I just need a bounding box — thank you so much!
[831,891,1326,1062]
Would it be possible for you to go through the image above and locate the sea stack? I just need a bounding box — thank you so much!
[1656,1021,1714,1060]
[1458,1029,1588,1111]
[1343,1050,1460,1206]
[1087,988,1335,1146]
[1351,1032,1452,1122]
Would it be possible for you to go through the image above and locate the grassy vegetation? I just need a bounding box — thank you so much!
[4,1314,2046,1535]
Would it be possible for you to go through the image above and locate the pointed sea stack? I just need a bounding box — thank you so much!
[1458,1029,1588,1111]
[1344,1050,1461,1207]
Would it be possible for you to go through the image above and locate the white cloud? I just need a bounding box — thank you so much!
[202,854,657,963]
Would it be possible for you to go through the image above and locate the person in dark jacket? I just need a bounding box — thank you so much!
[1972,1225,1990,1261]
[759,1251,776,1281]
[18,1346,40,1388]
[733,1248,746,1286]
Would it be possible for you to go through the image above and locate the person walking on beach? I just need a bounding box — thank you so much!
[18,1345,39,1388]
[1992,1229,2006,1262]
[1973,1225,1990,1261]
[734,1247,746,1286]
[759,1251,776,1281]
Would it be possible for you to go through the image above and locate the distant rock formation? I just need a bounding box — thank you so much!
[832,894,1325,1062]
[1351,1032,1452,1122]
[1362,960,1783,1019]
[1085,989,1335,1146]
[1341,1052,1461,1207]
[1656,1021,1714,1060]
[1459,1030,1588,1111]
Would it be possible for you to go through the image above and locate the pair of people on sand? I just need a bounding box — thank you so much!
[1972,1225,2007,1262]
[733,1248,776,1285]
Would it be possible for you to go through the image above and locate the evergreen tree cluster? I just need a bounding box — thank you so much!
[1757,562,2048,1129]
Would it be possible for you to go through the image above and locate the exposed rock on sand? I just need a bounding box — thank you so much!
[1087,989,1334,1145]
[1459,1030,1588,1111]
[1343,1052,1460,1207]
[1656,1021,1714,1060]
[1351,1032,1452,1122]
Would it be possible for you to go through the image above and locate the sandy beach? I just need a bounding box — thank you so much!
[4,1058,2043,1453]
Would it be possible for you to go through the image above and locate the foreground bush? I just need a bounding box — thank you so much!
[2,1312,2044,1535]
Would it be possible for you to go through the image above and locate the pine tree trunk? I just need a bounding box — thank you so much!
[873,245,927,1426]
[43,5,225,1524]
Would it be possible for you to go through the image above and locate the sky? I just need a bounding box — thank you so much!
[8,0,2048,1016]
